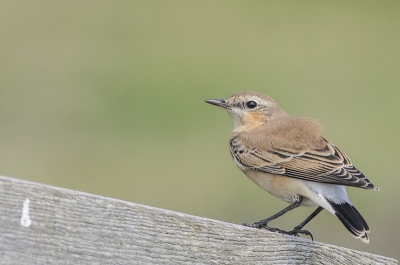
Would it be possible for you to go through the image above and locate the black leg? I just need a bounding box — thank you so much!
[243,196,304,234]
[243,196,323,241]
[294,206,324,231]
[286,206,324,241]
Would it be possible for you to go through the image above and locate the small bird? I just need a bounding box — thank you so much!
[205,91,378,243]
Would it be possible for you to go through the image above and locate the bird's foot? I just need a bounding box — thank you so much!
[243,222,314,241]
[285,227,314,241]
[243,221,289,235]
[243,219,270,229]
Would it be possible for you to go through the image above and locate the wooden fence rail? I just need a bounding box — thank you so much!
[0,176,397,264]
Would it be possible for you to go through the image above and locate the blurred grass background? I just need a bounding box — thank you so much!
[0,0,399,261]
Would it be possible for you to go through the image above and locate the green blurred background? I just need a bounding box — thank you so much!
[1,0,399,261]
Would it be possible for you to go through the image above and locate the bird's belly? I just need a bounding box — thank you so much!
[243,170,316,207]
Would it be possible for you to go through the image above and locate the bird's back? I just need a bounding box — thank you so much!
[234,115,325,152]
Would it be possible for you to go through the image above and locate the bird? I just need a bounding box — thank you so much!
[205,91,379,243]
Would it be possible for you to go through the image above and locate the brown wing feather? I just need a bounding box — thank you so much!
[230,136,378,190]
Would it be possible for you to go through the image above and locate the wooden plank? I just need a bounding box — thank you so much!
[0,176,397,265]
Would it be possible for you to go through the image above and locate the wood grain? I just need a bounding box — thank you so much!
[0,176,396,265]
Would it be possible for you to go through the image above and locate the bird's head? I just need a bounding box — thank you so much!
[205,91,287,131]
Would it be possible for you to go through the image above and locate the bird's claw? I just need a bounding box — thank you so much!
[242,222,314,241]
[243,222,288,235]
[285,228,314,241]
[242,221,268,229]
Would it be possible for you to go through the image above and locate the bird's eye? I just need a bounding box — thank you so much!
[246,101,257,109]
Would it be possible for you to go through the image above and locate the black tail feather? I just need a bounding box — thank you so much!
[351,205,370,231]
[327,200,370,243]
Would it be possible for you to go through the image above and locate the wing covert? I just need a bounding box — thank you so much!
[230,136,377,190]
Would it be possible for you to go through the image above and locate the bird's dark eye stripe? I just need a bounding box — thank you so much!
[233,102,242,108]
[246,101,257,109]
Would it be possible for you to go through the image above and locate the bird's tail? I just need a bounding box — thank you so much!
[327,200,370,243]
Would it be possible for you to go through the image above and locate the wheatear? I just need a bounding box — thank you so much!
[205,91,378,243]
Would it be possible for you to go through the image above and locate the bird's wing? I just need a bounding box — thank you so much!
[230,136,377,190]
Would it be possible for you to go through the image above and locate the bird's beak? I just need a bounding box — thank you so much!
[205,99,231,109]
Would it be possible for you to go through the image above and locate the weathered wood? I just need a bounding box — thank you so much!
[0,176,396,265]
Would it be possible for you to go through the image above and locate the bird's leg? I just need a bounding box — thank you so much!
[286,206,324,241]
[243,196,304,234]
